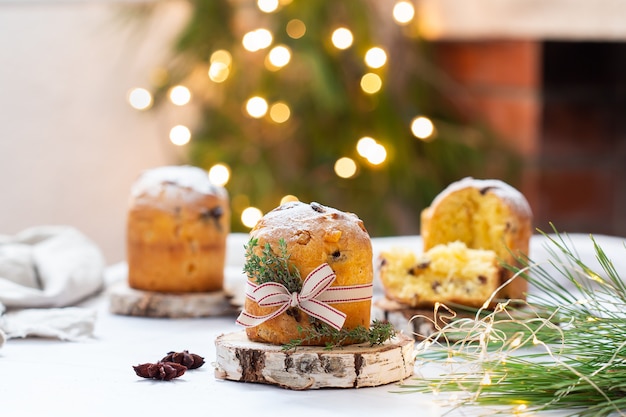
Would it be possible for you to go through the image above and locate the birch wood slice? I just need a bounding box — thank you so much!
[214,330,415,390]
[108,281,237,318]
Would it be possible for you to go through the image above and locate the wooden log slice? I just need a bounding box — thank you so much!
[214,330,415,390]
[108,281,237,318]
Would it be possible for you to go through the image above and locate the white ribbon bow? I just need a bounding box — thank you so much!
[236,263,372,331]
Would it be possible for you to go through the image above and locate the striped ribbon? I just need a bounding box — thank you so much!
[236,263,373,331]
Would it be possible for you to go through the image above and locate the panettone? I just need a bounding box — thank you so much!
[379,241,501,308]
[420,177,532,300]
[241,201,373,346]
[126,165,230,293]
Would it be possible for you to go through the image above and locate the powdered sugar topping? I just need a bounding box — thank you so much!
[431,177,532,215]
[130,165,227,199]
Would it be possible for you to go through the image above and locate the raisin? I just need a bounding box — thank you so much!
[310,202,325,213]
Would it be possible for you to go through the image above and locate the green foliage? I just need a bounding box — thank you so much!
[282,319,396,352]
[150,0,520,235]
[243,237,302,293]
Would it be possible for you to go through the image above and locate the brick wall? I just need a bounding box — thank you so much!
[431,40,626,237]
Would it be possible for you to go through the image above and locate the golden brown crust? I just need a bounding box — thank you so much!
[420,177,532,301]
[126,166,230,293]
[244,201,373,345]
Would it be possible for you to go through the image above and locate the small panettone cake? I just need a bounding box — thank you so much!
[236,201,374,346]
[421,177,533,301]
[126,165,230,293]
[379,177,532,309]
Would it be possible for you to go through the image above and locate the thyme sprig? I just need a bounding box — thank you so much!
[243,237,302,293]
[281,320,396,351]
[399,225,626,416]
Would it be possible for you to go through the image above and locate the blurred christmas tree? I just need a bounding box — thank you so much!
[134,0,519,236]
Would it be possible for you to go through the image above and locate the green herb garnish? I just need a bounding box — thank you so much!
[243,237,302,293]
[282,320,396,352]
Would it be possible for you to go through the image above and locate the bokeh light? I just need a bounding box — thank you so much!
[169,85,191,106]
[286,19,306,39]
[411,116,435,140]
[269,102,290,123]
[128,88,152,110]
[268,45,291,68]
[257,0,279,13]
[241,207,263,228]
[209,62,230,83]
[392,1,415,25]
[365,47,387,68]
[331,27,353,50]
[169,125,191,146]
[356,136,377,157]
[208,163,231,186]
[242,28,273,52]
[356,136,387,165]
[246,96,269,118]
[334,157,358,178]
[360,73,382,94]
[280,194,299,205]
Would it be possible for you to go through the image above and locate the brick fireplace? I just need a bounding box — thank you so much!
[430,40,626,237]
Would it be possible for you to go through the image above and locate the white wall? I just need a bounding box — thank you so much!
[0,0,194,264]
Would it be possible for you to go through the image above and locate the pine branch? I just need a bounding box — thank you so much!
[399,226,626,417]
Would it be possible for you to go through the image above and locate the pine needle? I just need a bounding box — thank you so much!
[399,225,626,416]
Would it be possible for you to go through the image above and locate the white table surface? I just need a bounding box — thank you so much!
[2,232,625,417]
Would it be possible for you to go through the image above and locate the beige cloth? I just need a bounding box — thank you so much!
[0,226,104,348]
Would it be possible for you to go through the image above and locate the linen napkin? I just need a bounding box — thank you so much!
[0,226,105,348]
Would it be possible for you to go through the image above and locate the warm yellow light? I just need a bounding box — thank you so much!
[392,1,415,25]
[356,136,377,157]
[169,125,191,146]
[269,102,290,123]
[246,96,269,118]
[241,207,263,228]
[411,116,435,140]
[169,85,191,106]
[286,19,306,39]
[334,157,357,179]
[242,28,273,52]
[365,47,387,68]
[356,137,387,165]
[360,73,382,94]
[208,163,230,186]
[257,0,279,13]
[514,404,528,413]
[128,88,152,110]
[366,143,387,165]
[209,62,230,83]
[210,50,232,66]
[331,27,353,50]
[280,195,299,205]
[268,45,291,68]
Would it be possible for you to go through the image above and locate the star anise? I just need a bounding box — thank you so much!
[133,362,186,381]
[160,350,205,370]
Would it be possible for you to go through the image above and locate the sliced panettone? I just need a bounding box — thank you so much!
[378,241,502,309]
